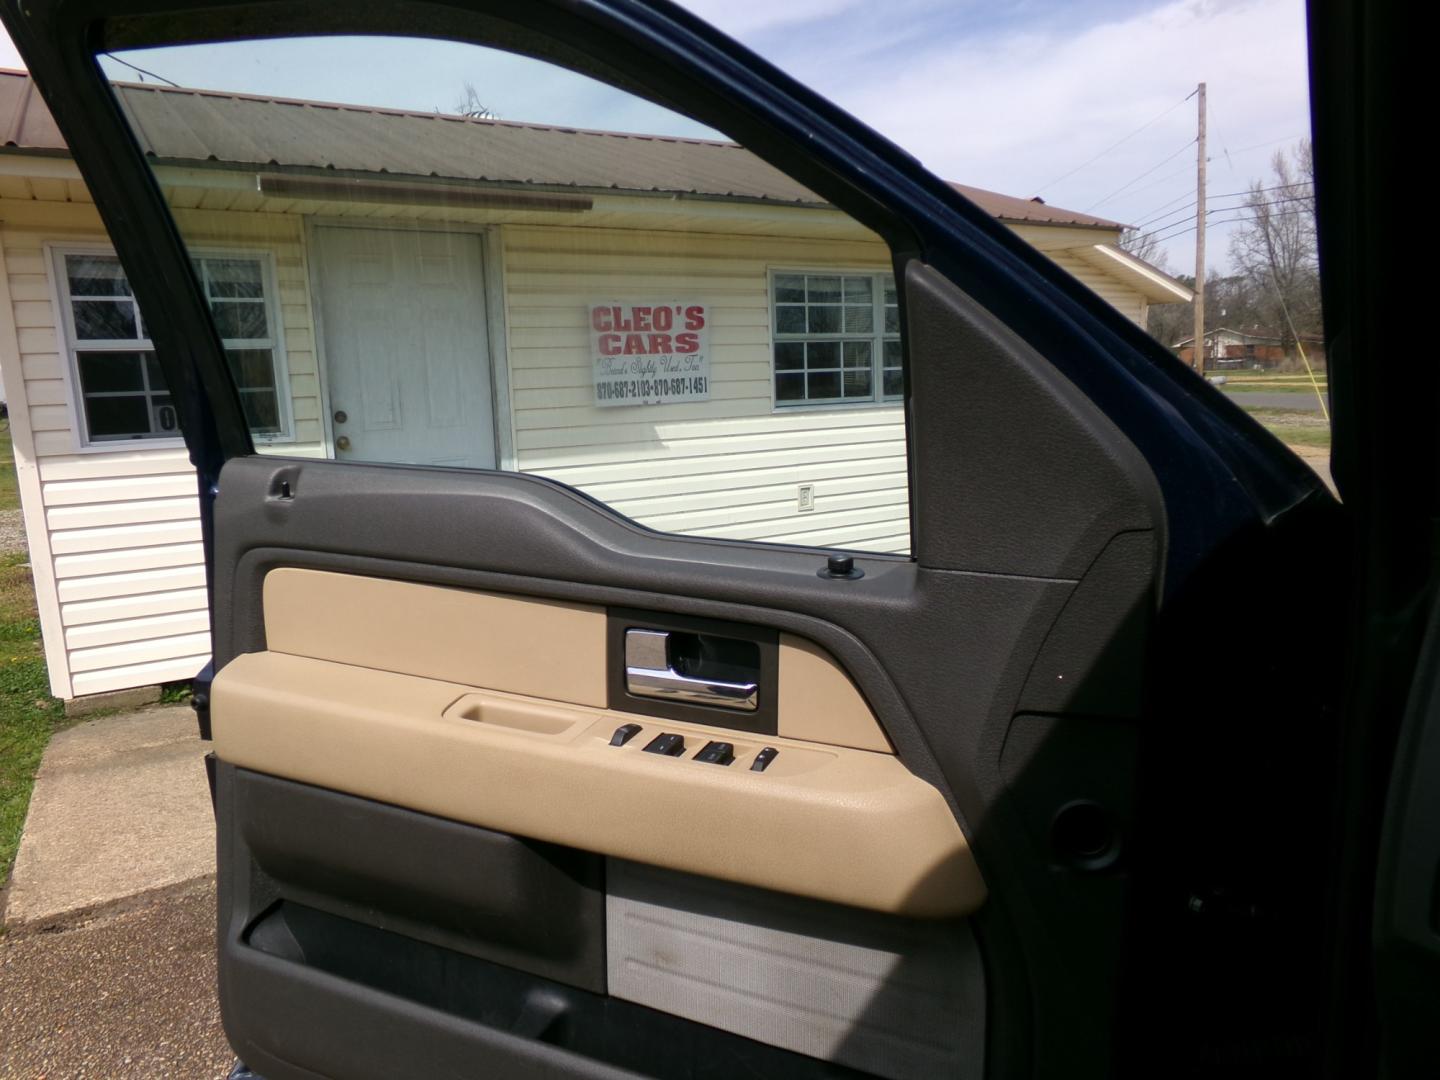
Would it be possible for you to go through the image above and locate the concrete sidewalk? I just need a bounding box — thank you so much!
[1,705,215,929]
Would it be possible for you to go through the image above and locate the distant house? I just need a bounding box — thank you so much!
[1174,327,1325,370]
[0,69,1193,701]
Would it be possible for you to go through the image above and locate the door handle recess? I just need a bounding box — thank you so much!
[625,629,758,711]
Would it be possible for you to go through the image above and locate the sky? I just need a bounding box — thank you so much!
[0,0,1312,274]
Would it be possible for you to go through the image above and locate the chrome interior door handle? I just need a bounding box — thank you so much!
[624,629,759,711]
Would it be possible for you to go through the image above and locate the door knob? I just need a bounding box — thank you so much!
[335,435,351,451]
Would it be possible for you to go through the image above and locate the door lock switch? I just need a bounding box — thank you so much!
[694,741,735,766]
[750,746,779,772]
[642,732,686,756]
[609,723,643,747]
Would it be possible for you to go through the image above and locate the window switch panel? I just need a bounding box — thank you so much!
[750,747,779,772]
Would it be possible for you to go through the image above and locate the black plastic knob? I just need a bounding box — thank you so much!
[818,553,863,580]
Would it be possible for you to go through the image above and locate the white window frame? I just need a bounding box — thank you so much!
[47,242,294,451]
[768,266,902,411]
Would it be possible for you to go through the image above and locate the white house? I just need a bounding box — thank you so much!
[0,70,1192,701]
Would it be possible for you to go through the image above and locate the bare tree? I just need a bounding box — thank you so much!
[1145,268,1275,356]
[1119,226,1170,271]
[1206,271,1268,334]
[453,82,498,120]
[1227,141,1320,356]
[1146,271,1195,349]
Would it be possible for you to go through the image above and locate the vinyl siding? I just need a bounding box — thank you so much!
[0,195,325,697]
[1044,247,1147,325]
[503,225,911,554]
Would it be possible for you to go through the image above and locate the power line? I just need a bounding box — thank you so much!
[1208,101,1234,178]
[1112,139,1305,212]
[100,52,180,87]
[1115,160,1202,204]
[1131,198,1199,232]
[1143,203,1312,246]
[1111,137,1304,218]
[1227,134,1308,156]
[1209,181,1311,203]
[1199,124,1307,178]
[1129,196,1313,249]
[1086,138,1197,211]
[1133,202,1233,236]
[1132,199,1267,237]
[1142,206,1313,247]
[1132,187,1199,228]
[1031,92,1195,197]
[1130,183,1311,232]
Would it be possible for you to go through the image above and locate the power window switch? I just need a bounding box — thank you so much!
[693,741,735,766]
[609,723,643,747]
[642,732,686,756]
[750,747,779,772]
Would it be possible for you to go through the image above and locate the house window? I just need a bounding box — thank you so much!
[54,250,289,444]
[771,271,901,406]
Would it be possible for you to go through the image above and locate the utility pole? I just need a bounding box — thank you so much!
[1192,82,1207,375]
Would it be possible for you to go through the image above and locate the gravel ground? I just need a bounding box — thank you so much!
[0,509,26,555]
[0,877,235,1079]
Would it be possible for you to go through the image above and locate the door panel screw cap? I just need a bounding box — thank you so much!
[819,553,864,580]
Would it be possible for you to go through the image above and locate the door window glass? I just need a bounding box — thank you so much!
[100,35,911,553]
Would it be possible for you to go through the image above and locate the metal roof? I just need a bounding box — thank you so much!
[0,69,1123,229]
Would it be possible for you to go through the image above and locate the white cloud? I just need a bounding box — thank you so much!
[679,0,1312,271]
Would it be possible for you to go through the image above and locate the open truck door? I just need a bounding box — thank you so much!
[3,2,1427,1078]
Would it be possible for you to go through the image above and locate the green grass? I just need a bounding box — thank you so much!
[1218,371,1328,394]
[1242,406,1328,421]
[0,421,65,890]
[0,421,17,514]
[1238,405,1334,453]
[1265,424,1332,449]
[159,680,194,705]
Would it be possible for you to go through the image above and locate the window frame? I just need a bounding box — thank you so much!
[46,242,293,451]
[767,265,902,412]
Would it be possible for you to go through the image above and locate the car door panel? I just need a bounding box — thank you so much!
[201,341,1146,1076]
[220,759,984,1079]
[192,243,1167,1080]
[903,264,1163,579]
[227,766,608,992]
[219,795,899,1080]
[211,647,981,916]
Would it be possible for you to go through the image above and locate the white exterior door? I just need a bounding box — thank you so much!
[315,226,497,468]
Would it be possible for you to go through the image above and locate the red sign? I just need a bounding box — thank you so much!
[590,302,711,407]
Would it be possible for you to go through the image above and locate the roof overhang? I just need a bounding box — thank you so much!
[996,215,1123,233]
[0,149,1196,290]
[1077,244,1194,304]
